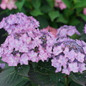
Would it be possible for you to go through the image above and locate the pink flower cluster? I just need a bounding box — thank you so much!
[54,0,66,10]
[42,26,57,37]
[83,8,86,15]
[0,63,5,69]
[0,0,17,10]
[57,25,80,38]
[51,38,86,75]
[0,13,55,66]
[0,13,39,34]
[0,13,86,75]
[84,24,86,34]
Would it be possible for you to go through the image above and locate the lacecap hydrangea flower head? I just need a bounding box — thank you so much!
[51,38,86,75]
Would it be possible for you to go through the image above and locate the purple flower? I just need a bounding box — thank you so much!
[0,13,39,34]
[0,63,5,69]
[0,26,55,66]
[57,25,80,38]
[54,0,66,10]
[84,24,86,34]
[51,38,86,75]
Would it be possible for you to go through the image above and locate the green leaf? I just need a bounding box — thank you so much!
[63,9,74,18]
[29,70,65,86]
[70,34,80,39]
[62,0,72,8]
[69,19,80,25]
[76,8,82,14]
[0,67,29,86]
[70,82,81,86]
[57,15,68,24]
[16,80,29,86]
[16,65,30,77]
[70,72,86,86]
[41,5,53,13]
[50,73,65,85]
[80,34,86,41]
[76,22,84,33]
[79,14,86,21]
[74,0,86,8]
[48,11,60,21]
[31,0,41,9]
[29,61,65,86]
[37,16,49,28]
[30,9,43,16]
[29,70,53,86]
[16,0,25,11]
[46,0,54,8]
[31,82,38,86]
[73,0,81,3]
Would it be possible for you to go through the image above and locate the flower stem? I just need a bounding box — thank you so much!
[65,75,68,86]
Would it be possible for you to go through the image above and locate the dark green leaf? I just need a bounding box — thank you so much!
[46,0,54,8]
[37,16,49,28]
[57,15,68,24]
[70,34,80,39]
[16,65,30,77]
[16,80,30,86]
[73,0,81,3]
[0,67,29,86]
[76,22,84,33]
[70,72,86,86]
[70,81,81,86]
[31,0,41,9]
[41,5,53,13]
[74,0,86,8]
[29,70,65,86]
[48,11,60,21]
[29,61,65,86]
[69,19,80,25]
[16,0,25,11]
[79,14,86,21]
[62,0,72,8]
[63,9,74,18]
[30,9,43,16]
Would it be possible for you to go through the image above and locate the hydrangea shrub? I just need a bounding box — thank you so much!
[0,0,86,86]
